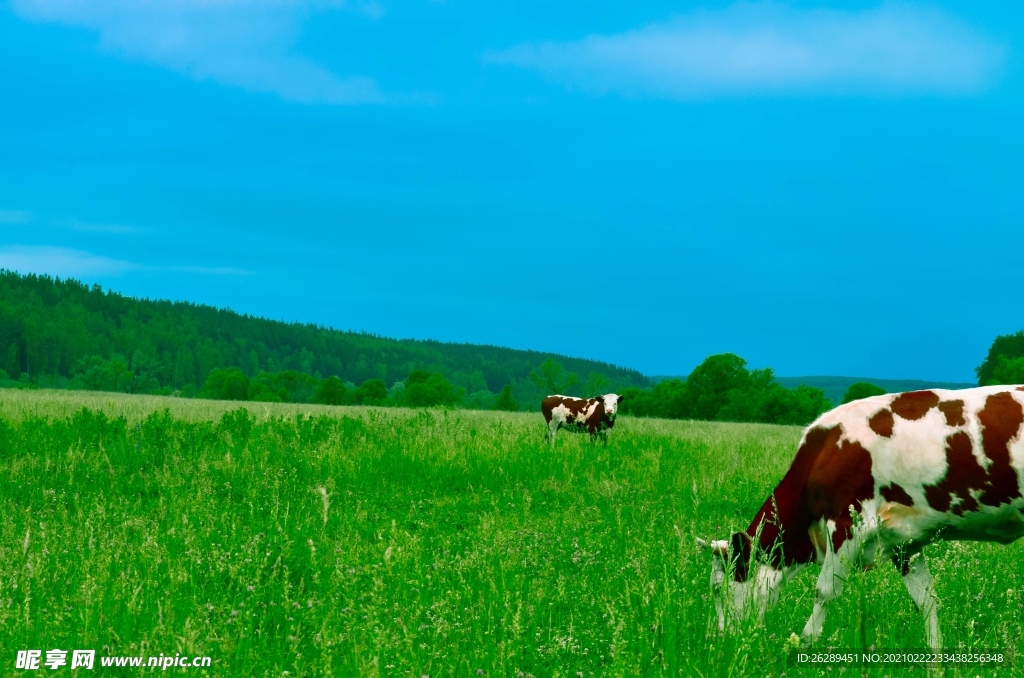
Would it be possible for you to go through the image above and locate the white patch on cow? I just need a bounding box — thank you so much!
[602,393,622,415]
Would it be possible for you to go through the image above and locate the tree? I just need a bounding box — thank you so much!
[987,355,1024,386]
[494,384,518,411]
[976,330,1024,385]
[5,343,19,380]
[842,382,886,404]
[528,358,578,395]
[200,368,250,401]
[620,356,830,426]
[353,379,389,406]
[173,348,196,389]
[128,349,162,394]
[583,372,611,398]
[464,390,496,410]
[620,379,690,419]
[686,353,751,421]
[315,376,348,405]
[402,369,462,407]
[74,355,134,392]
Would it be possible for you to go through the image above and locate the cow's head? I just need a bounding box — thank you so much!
[698,532,782,631]
[602,393,623,416]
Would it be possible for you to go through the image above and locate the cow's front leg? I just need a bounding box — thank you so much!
[801,544,849,644]
[898,552,942,653]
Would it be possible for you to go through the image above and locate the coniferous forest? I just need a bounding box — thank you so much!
[0,271,648,410]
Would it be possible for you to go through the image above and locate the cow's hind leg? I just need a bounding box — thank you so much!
[894,549,942,652]
[546,422,558,447]
[801,540,850,644]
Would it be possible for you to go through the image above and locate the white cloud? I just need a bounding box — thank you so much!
[0,246,137,277]
[10,0,385,104]
[0,210,33,224]
[487,3,1006,99]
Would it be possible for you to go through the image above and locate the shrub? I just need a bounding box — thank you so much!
[403,370,462,407]
[315,376,348,405]
[494,384,517,411]
[200,368,250,401]
[353,379,389,406]
[72,355,135,393]
[464,390,496,410]
[841,382,886,404]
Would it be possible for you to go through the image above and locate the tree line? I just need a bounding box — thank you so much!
[2,271,1020,425]
[0,271,646,409]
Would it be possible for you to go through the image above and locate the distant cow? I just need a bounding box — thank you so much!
[541,394,623,445]
[699,385,1024,653]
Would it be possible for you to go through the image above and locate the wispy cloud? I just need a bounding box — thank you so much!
[66,218,147,235]
[0,246,137,277]
[0,210,33,225]
[10,0,385,104]
[0,245,255,278]
[487,3,1006,99]
[169,265,254,276]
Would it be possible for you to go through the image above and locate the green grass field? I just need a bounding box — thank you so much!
[1,390,1021,676]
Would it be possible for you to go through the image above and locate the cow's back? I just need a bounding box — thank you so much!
[798,386,1024,541]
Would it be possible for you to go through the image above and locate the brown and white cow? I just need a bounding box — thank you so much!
[699,385,1024,652]
[541,394,623,445]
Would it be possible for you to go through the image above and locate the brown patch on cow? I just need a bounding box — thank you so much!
[542,395,586,423]
[869,409,894,437]
[977,392,1024,507]
[924,432,986,515]
[890,390,940,421]
[1017,387,1024,392]
[938,399,966,427]
[880,483,914,506]
[741,424,875,576]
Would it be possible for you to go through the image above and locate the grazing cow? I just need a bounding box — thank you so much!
[699,385,1024,652]
[542,394,623,445]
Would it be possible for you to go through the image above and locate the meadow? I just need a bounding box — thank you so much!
[1,389,1021,677]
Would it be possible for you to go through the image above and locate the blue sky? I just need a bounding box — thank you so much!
[1,1,1022,382]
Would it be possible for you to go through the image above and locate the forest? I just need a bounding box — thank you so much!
[1,270,1018,425]
[0,271,646,410]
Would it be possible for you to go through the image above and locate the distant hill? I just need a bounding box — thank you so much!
[0,271,649,404]
[774,376,976,405]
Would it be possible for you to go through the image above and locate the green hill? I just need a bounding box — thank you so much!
[0,271,648,406]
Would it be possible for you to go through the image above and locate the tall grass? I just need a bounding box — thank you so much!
[0,390,1020,676]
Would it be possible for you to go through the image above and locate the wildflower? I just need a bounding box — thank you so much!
[784,633,801,651]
